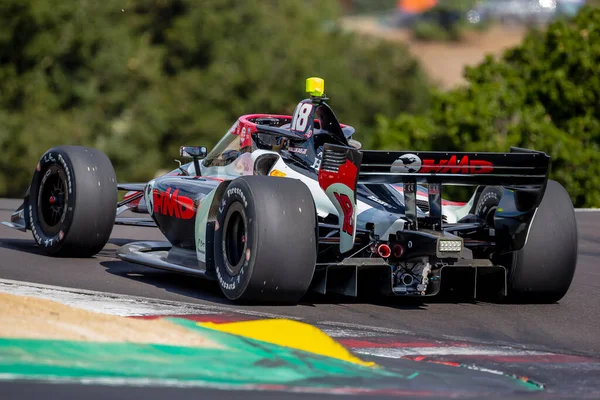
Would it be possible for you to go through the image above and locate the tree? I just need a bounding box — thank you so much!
[373,6,600,207]
[0,0,430,197]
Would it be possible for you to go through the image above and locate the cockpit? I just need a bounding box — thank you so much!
[203,77,360,169]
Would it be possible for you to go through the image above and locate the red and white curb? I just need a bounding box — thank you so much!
[318,324,598,364]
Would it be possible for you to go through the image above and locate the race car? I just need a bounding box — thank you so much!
[2,78,578,304]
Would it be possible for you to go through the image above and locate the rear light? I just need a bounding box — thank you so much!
[438,240,462,252]
[377,244,391,258]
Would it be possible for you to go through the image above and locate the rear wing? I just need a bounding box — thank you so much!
[317,144,551,253]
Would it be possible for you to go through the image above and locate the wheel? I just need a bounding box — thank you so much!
[213,176,317,303]
[474,186,503,225]
[28,146,117,257]
[500,180,578,303]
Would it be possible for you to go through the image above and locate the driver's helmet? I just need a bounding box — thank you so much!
[279,123,362,150]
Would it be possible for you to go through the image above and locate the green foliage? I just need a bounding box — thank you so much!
[341,0,398,15]
[374,6,600,207]
[0,0,430,197]
[412,20,455,41]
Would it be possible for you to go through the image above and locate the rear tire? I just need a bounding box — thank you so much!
[213,176,317,303]
[28,146,117,257]
[502,180,578,303]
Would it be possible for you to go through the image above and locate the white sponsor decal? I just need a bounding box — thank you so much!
[288,147,307,155]
[57,154,73,194]
[145,180,155,216]
[226,187,247,208]
[215,263,237,291]
[311,151,322,171]
[391,154,422,173]
[43,153,55,163]
[218,198,226,214]
[367,195,390,207]
[291,103,313,132]
[29,204,42,245]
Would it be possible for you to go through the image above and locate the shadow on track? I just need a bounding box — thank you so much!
[98,237,430,309]
[0,238,46,255]
[100,258,437,310]
[100,260,231,305]
[1,235,503,310]
[98,238,468,310]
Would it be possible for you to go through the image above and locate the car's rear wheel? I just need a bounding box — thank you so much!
[213,176,317,303]
[28,146,117,257]
[502,180,578,303]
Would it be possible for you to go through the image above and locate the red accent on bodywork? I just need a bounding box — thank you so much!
[470,159,494,174]
[123,191,142,209]
[193,176,225,182]
[152,187,195,219]
[235,114,292,148]
[392,185,428,197]
[442,200,466,207]
[235,114,353,149]
[420,156,494,174]
[318,159,359,192]
[333,192,354,234]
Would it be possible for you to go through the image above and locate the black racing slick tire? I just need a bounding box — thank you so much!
[474,186,503,225]
[28,146,117,257]
[213,176,317,303]
[503,180,578,303]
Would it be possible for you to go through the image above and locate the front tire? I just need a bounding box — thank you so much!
[28,146,117,257]
[213,176,317,303]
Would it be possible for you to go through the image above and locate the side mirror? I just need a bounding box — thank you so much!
[179,146,207,176]
[180,146,207,159]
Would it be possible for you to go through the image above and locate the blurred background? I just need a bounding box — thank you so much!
[0,0,598,206]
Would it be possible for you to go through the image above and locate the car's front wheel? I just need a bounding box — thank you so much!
[28,146,117,257]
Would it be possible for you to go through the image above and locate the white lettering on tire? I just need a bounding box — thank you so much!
[226,187,247,208]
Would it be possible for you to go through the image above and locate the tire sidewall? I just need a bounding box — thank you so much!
[506,180,578,301]
[214,181,257,300]
[475,187,502,222]
[29,149,76,253]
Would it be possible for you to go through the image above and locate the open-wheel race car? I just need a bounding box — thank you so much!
[2,78,578,304]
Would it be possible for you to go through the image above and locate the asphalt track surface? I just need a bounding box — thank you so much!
[1,198,599,398]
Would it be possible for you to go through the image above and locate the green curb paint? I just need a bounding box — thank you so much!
[0,319,398,389]
[0,318,542,393]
